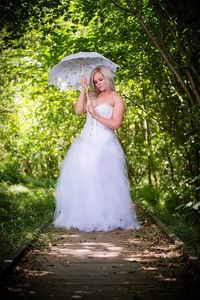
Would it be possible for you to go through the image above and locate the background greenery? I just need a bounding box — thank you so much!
[0,0,200,261]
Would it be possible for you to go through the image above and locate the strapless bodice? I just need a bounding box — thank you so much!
[80,103,114,140]
[94,102,113,118]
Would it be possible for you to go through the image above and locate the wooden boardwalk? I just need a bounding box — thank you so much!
[1,206,199,299]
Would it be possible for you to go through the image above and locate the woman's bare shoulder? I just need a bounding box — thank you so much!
[112,92,124,105]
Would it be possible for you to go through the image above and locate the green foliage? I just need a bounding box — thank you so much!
[0,0,199,256]
[133,181,200,255]
[131,184,160,206]
[0,180,55,263]
[0,160,23,183]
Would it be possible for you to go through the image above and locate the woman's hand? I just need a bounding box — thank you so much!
[75,76,88,114]
[81,75,87,90]
[87,102,96,117]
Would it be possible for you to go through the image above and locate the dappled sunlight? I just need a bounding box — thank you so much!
[2,208,196,299]
[52,241,123,258]
[125,238,143,245]
[129,247,181,260]
[38,229,183,265]
[156,275,177,282]
[47,232,125,259]
[8,184,30,194]
[141,266,158,271]
[23,269,54,277]
[3,221,199,300]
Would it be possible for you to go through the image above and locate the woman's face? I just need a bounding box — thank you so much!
[93,72,106,92]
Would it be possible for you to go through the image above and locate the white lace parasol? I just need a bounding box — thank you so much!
[48,51,118,91]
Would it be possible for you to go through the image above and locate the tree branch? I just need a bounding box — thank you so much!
[125,0,195,106]
[111,0,132,14]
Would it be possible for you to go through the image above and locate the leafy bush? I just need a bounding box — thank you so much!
[131,184,160,206]
[0,160,23,183]
[0,180,55,263]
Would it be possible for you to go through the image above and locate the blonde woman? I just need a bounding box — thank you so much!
[54,66,140,231]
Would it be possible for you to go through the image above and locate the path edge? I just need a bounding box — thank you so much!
[137,202,200,273]
[0,212,53,280]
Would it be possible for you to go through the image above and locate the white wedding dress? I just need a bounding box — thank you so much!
[54,103,141,231]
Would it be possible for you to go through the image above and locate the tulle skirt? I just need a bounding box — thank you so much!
[54,131,140,232]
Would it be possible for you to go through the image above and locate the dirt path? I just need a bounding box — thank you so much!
[1,206,199,300]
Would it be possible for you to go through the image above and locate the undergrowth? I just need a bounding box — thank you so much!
[0,177,55,263]
[132,184,200,257]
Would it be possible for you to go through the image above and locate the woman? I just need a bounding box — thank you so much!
[54,65,140,231]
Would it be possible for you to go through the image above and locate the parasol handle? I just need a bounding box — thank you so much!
[81,63,90,105]
[85,86,90,105]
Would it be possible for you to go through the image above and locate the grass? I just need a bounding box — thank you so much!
[131,184,200,257]
[154,209,200,255]
[1,177,199,264]
[0,177,55,264]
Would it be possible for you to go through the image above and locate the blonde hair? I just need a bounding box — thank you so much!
[89,65,116,95]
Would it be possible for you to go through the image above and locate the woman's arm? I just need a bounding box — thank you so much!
[74,77,87,114]
[88,96,125,130]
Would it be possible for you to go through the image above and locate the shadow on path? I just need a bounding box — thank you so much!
[1,206,200,299]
